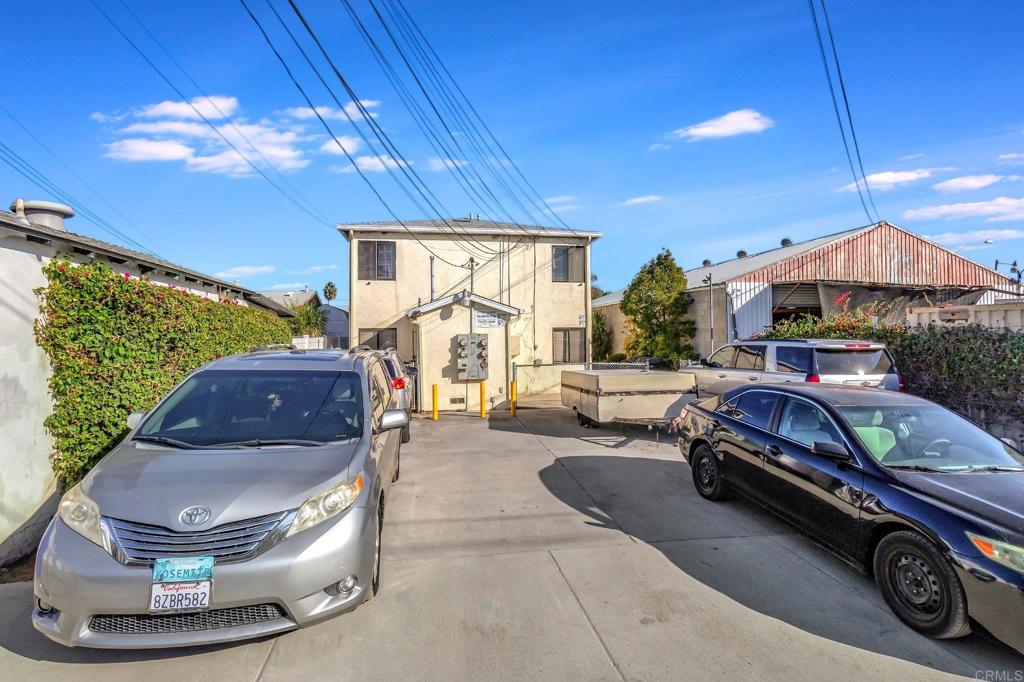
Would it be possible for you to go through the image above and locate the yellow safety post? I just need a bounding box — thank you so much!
[480,381,487,418]
[432,384,439,421]
[510,380,517,417]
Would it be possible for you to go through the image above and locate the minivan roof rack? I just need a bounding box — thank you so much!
[251,343,296,352]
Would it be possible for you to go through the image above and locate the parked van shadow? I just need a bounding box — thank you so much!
[0,582,271,664]
[538,454,1024,676]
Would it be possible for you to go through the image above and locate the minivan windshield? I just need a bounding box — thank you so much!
[815,349,893,376]
[137,370,363,447]
[836,404,1024,472]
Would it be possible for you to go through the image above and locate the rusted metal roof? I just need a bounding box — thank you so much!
[737,222,1019,291]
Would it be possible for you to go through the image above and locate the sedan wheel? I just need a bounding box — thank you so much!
[874,530,970,639]
[691,444,727,500]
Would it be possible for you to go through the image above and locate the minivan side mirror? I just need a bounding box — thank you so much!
[812,440,851,460]
[699,358,709,366]
[378,408,410,432]
[126,411,146,430]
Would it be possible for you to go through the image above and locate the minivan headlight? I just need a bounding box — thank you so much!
[967,532,1024,575]
[58,484,108,550]
[286,473,365,538]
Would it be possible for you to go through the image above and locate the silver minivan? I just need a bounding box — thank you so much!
[684,339,902,397]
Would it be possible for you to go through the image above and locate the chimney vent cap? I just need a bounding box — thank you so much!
[736,249,748,258]
[10,199,74,231]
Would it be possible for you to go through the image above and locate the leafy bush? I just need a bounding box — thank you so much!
[288,301,326,336]
[591,309,612,361]
[607,352,628,363]
[34,260,291,484]
[759,306,1024,431]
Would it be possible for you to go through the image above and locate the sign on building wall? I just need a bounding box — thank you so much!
[474,309,508,328]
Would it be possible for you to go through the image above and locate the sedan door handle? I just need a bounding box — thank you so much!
[717,373,727,378]
[747,376,758,381]
[765,444,783,458]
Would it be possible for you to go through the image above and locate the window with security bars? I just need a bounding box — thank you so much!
[552,245,585,282]
[552,328,586,363]
[359,328,397,350]
[358,241,396,280]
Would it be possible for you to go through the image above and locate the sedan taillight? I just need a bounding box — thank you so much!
[392,377,406,390]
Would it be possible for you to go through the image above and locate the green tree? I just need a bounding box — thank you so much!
[590,273,607,299]
[323,280,337,304]
[619,249,696,365]
[288,301,326,336]
[591,309,612,361]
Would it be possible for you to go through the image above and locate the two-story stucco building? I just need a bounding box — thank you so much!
[340,218,601,412]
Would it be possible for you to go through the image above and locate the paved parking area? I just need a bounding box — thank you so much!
[1,408,1022,680]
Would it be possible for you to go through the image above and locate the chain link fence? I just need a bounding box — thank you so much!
[513,361,649,408]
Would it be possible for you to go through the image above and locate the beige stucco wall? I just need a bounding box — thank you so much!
[346,231,593,411]
[686,283,730,359]
[593,301,631,356]
[0,231,250,563]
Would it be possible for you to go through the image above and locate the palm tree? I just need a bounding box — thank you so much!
[323,281,337,305]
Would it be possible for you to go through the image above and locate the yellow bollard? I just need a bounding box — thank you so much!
[510,380,517,417]
[432,383,439,421]
[479,381,487,418]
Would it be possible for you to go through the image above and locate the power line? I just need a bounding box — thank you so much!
[114,0,332,226]
[88,0,334,229]
[0,103,164,253]
[806,0,876,224]
[239,0,468,268]
[818,0,880,221]
[276,0,500,258]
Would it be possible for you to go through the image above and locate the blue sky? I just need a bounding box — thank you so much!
[3,1,1024,304]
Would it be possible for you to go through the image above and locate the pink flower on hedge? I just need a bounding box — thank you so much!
[123,272,131,280]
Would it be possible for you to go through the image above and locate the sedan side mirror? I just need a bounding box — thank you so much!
[378,408,410,432]
[126,411,146,430]
[812,440,851,460]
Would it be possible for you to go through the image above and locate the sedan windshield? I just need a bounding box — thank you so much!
[137,370,363,447]
[836,404,1024,472]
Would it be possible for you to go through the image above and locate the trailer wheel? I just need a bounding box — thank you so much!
[576,410,596,428]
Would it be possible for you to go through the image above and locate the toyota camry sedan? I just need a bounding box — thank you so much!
[677,383,1024,654]
[33,347,408,648]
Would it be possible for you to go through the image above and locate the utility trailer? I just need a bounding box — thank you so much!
[560,369,697,428]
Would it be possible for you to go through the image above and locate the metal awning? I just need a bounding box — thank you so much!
[405,290,520,319]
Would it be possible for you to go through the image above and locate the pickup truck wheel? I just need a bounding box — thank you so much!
[691,444,727,500]
[874,530,970,639]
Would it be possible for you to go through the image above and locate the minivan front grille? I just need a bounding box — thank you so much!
[106,511,289,565]
[90,603,286,634]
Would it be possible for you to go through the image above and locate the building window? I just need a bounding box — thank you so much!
[359,328,397,350]
[552,245,584,282]
[553,327,586,363]
[358,241,396,281]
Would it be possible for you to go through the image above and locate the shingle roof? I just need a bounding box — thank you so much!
[338,218,601,239]
[0,208,294,317]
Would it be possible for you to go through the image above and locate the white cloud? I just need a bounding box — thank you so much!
[288,264,339,274]
[670,109,774,141]
[90,111,127,124]
[104,138,195,162]
[266,282,310,291]
[550,204,580,213]
[426,156,468,171]
[621,195,664,206]
[838,168,947,192]
[648,143,671,152]
[898,153,924,160]
[282,101,381,121]
[215,264,276,279]
[998,153,1024,165]
[904,196,1024,222]
[923,228,1024,249]
[120,120,212,138]
[933,174,1020,193]
[137,96,239,120]
[319,136,363,156]
[332,154,409,173]
[544,195,576,204]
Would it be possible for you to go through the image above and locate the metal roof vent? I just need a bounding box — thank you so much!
[10,199,74,232]
[781,237,793,247]
[702,259,712,267]
[736,249,748,258]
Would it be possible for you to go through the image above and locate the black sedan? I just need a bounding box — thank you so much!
[677,383,1024,654]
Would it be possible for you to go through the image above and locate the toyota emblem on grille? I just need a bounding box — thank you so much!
[180,506,211,526]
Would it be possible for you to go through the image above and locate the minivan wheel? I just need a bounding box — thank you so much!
[365,500,383,602]
[691,444,727,500]
[392,449,400,483]
[401,424,410,444]
[874,530,970,639]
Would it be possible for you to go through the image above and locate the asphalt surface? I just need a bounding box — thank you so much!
[1,408,1022,680]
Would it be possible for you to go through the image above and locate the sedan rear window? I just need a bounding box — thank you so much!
[814,349,893,376]
[138,370,363,447]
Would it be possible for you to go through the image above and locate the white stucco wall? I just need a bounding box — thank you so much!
[0,231,248,563]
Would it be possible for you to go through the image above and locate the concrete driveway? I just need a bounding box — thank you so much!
[1,408,1022,680]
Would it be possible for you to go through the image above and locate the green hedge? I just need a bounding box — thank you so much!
[758,309,1024,431]
[34,260,291,484]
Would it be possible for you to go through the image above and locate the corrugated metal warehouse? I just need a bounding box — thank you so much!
[593,221,1023,358]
